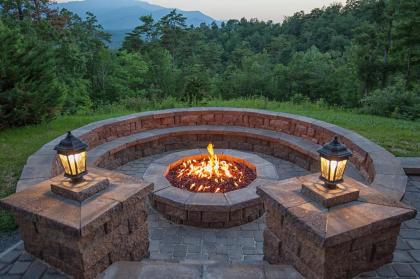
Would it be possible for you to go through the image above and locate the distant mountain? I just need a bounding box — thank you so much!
[55,0,218,48]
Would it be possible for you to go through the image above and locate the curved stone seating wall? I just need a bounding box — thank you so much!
[17,108,407,200]
[89,126,320,174]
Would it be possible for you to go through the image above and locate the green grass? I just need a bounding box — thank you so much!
[0,98,419,232]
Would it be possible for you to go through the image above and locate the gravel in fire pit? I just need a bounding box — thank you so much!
[166,157,257,193]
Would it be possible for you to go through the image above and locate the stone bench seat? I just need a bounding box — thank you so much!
[16,108,407,201]
[86,125,321,171]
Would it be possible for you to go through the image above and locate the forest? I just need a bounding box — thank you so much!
[0,0,419,129]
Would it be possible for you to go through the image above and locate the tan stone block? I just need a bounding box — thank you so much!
[301,182,360,208]
[266,211,283,238]
[160,117,175,126]
[180,114,201,124]
[372,236,397,262]
[269,119,289,131]
[222,113,243,124]
[229,209,243,221]
[263,229,282,264]
[243,204,262,221]
[81,254,111,279]
[295,125,307,136]
[188,211,202,222]
[202,113,215,122]
[202,211,229,223]
[165,203,187,220]
[248,116,264,128]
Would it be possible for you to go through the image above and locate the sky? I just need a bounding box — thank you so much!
[145,0,346,21]
[56,0,346,22]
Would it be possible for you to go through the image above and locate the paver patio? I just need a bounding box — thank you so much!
[1,152,417,278]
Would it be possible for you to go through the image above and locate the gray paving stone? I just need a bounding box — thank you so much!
[376,264,397,277]
[408,250,420,262]
[394,251,415,263]
[264,264,304,279]
[407,240,420,250]
[400,230,420,239]
[243,255,264,263]
[0,265,12,275]
[8,261,31,275]
[173,245,187,257]
[358,270,377,277]
[405,220,420,230]
[22,260,48,279]
[411,263,420,276]
[0,275,22,279]
[18,252,34,262]
[397,238,411,250]
[0,251,20,264]
[393,263,417,277]
[204,263,265,279]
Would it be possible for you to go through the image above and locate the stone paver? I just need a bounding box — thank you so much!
[101,260,304,279]
[0,151,416,278]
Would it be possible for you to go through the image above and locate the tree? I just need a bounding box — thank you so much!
[281,47,337,103]
[122,15,156,52]
[393,0,420,89]
[0,21,63,127]
[157,9,187,65]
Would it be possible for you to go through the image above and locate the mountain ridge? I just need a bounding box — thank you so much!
[55,0,219,47]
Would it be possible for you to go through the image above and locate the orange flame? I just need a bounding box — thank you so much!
[176,143,242,192]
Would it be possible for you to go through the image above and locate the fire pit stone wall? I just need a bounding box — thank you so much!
[144,149,279,228]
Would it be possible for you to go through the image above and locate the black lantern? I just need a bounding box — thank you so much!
[317,136,352,189]
[54,131,88,182]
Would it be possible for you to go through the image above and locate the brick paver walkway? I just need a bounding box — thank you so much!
[0,151,417,278]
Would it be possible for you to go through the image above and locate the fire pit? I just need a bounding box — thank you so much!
[166,144,257,193]
[144,147,279,228]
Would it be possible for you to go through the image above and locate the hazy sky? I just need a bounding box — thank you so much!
[57,0,346,22]
[145,0,346,21]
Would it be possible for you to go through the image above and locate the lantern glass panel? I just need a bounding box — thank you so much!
[320,157,348,183]
[335,159,347,181]
[59,151,87,177]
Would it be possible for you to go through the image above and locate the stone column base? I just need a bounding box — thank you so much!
[257,175,417,279]
[1,168,153,279]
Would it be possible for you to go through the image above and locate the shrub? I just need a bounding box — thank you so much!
[290,93,311,104]
[361,83,420,120]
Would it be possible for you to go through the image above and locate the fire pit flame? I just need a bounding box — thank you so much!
[166,144,256,193]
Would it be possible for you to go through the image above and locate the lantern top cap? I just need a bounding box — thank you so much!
[318,136,352,159]
[54,131,88,153]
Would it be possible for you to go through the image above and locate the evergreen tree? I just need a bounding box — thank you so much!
[0,21,63,127]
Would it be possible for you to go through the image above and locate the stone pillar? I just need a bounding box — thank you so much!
[1,168,153,279]
[257,174,417,279]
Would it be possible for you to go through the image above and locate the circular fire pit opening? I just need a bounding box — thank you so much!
[144,148,279,228]
[166,144,257,193]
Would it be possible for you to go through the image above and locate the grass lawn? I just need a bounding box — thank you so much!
[0,98,419,232]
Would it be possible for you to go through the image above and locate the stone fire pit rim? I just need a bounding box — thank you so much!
[144,149,279,212]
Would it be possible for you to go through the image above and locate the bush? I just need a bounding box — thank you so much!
[290,93,310,104]
[361,83,420,120]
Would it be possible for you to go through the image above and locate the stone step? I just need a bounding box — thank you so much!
[100,259,304,279]
[399,157,420,175]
